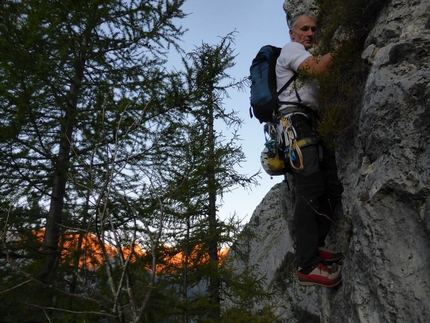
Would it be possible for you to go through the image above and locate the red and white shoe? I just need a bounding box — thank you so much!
[297,262,342,287]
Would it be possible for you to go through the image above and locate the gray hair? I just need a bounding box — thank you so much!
[287,11,317,29]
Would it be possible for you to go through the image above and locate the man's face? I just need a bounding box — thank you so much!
[289,15,317,49]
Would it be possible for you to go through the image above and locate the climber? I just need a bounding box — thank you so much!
[277,11,344,287]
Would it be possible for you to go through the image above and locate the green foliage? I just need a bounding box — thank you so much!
[316,0,386,44]
[0,1,277,322]
[0,0,190,321]
[133,34,260,322]
[221,266,277,312]
[312,0,387,148]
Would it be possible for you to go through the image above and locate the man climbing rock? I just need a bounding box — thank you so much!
[276,11,344,287]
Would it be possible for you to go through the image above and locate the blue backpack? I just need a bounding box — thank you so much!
[249,45,298,123]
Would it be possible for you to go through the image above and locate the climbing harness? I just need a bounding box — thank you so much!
[261,111,319,176]
[281,112,318,171]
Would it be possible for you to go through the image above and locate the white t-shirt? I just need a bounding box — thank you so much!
[276,42,320,111]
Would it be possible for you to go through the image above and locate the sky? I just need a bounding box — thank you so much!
[170,0,291,223]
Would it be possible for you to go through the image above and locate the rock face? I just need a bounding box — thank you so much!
[229,1,430,322]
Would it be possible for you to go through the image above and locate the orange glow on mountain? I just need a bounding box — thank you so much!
[60,231,117,270]
[33,230,229,272]
[153,245,229,274]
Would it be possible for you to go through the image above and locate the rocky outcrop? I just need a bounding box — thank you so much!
[229,1,430,322]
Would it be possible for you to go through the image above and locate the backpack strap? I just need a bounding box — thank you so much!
[280,71,302,104]
[277,71,298,96]
[273,71,298,118]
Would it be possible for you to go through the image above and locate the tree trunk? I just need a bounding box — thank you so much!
[40,62,83,282]
[207,86,220,320]
[40,104,76,282]
[40,31,87,281]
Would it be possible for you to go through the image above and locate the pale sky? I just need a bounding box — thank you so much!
[172,0,291,223]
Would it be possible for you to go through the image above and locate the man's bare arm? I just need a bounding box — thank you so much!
[298,52,334,76]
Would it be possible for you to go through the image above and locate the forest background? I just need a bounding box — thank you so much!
[0,0,290,322]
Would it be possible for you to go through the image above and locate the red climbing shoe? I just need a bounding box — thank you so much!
[297,262,342,287]
[318,247,344,263]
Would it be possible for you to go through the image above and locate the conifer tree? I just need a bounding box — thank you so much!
[0,0,186,281]
[0,0,190,321]
[0,2,278,322]
[154,34,265,323]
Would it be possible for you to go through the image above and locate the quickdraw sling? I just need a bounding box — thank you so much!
[281,112,318,171]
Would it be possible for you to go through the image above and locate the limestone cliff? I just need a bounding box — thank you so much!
[229,1,430,322]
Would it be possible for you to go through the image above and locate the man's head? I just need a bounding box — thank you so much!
[288,11,317,50]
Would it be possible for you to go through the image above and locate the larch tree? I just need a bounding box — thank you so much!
[163,34,260,322]
[0,0,190,321]
[0,1,274,322]
[0,0,185,279]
